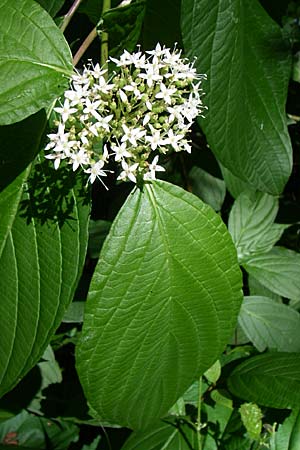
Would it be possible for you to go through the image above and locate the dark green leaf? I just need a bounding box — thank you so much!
[189,166,226,211]
[77,180,242,429]
[0,0,73,125]
[228,353,300,409]
[0,110,47,192]
[35,0,65,16]
[181,0,292,194]
[243,247,300,300]
[239,296,300,352]
[0,167,89,397]
[88,219,111,259]
[220,164,249,199]
[271,409,300,450]
[101,1,146,58]
[82,436,102,450]
[121,420,197,450]
[0,410,79,449]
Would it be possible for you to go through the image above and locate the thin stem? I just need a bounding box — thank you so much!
[73,27,98,67]
[100,0,111,75]
[60,0,83,33]
[197,376,203,450]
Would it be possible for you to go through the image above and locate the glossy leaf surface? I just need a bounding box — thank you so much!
[181,0,292,194]
[77,180,242,429]
[0,0,72,125]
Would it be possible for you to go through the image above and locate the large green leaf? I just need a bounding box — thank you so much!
[0,0,73,125]
[228,190,287,262]
[121,420,197,450]
[243,247,300,300]
[239,296,300,352]
[0,167,89,397]
[181,0,292,194]
[77,180,242,429]
[271,409,300,450]
[228,353,300,409]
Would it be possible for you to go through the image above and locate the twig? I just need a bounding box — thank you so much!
[73,27,98,67]
[60,0,83,33]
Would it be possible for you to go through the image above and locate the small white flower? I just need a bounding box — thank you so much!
[145,126,166,151]
[119,89,128,103]
[121,124,146,147]
[144,155,165,180]
[71,149,90,171]
[155,83,177,105]
[164,129,184,151]
[111,142,132,162]
[85,160,107,184]
[117,160,139,183]
[54,99,77,123]
[139,66,163,87]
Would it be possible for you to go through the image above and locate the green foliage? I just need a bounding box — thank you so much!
[0,0,299,448]
[0,0,72,125]
[0,166,89,397]
[228,353,300,409]
[270,409,300,450]
[77,180,242,429]
[239,296,300,352]
[228,190,288,263]
[181,0,292,194]
[243,247,300,299]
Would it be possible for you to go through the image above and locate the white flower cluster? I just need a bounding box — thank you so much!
[45,44,206,186]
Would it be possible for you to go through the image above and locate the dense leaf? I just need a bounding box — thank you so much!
[0,0,72,125]
[228,190,287,262]
[88,219,112,259]
[243,247,300,300]
[248,275,282,303]
[77,180,242,429]
[271,409,300,450]
[239,296,300,352]
[228,353,300,409]
[121,420,197,450]
[0,110,47,192]
[35,0,65,16]
[220,164,249,199]
[0,410,79,449]
[181,0,292,194]
[101,0,146,58]
[189,166,226,211]
[0,167,89,397]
